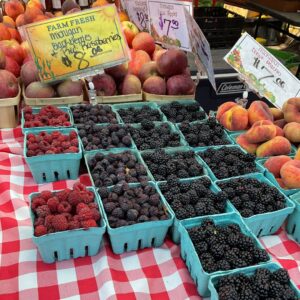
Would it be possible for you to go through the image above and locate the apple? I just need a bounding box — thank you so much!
[121,21,139,48]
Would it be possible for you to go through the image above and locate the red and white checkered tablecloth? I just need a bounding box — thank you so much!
[0,128,299,300]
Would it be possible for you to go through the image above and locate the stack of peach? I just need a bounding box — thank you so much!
[264,149,300,189]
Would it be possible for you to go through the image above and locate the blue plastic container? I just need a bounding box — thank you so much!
[215,173,295,237]
[209,262,300,299]
[286,193,300,243]
[24,128,82,184]
[196,145,265,182]
[21,106,74,133]
[113,102,167,123]
[156,176,237,244]
[257,157,299,196]
[84,148,154,188]
[141,146,209,183]
[97,182,174,254]
[178,213,271,297]
[129,121,188,150]
[176,119,234,151]
[30,187,106,263]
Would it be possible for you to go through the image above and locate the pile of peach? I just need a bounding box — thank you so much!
[264,150,300,189]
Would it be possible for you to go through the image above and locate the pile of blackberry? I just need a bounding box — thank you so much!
[160,101,206,123]
[199,146,257,179]
[129,120,181,150]
[99,183,169,228]
[88,151,149,187]
[216,268,298,300]
[118,105,163,123]
[179,118,230,147]
[71,104,118,124]
[142,149,204,181]
[218,177,286,217]
[188,219,269,273]
[77,123,132,151]
[159,178,227,220]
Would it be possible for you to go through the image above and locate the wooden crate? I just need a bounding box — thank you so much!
[143,92,195,102]
[95,93,143,104]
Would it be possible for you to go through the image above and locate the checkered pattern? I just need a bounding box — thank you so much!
[0,128,299,300]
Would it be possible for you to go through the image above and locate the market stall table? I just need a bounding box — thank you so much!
[1,127,300,299]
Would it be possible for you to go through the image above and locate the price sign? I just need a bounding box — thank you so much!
[20,5,129,83]
[123,0,149,32]
[148,0,193,50]
[224,33,300,108]
[184,8,216,91]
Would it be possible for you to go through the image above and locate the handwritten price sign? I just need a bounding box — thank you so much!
[224,33,300,108]
[21,5,129,83]
[123,0,149,32]
[148,0,192,50]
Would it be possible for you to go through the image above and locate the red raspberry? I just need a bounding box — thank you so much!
[39,140,50,152]
[91,208,101,221]
[34,217,45,226]
[36,205,50,218]
[31,196,46,211]
[27,150,35,157]
[65,146,78,153]
[76,203,89,214]
[45,150,55,155]
[78,207,94,221]
[51,214,68,232]
[73,182,86,192]
[24,106,33,114]
[40,191,53,201]
[68,218,80,230]
[79,191,93,204]
[51,131,61,138]
[68,191,82,207]
[64,122,71,126]
[70,139,78,147]
[34,225,48,236]
[56,188,71,202]
[58,135,67,143]
[88,202,98,209]
[69,131,77,140]
[45,215,54,229]
[81,219,97,228]
[61,141,71,149]
[57,201,72,213]
[62,213,72,222]
[43,135,53,144]
[47,197,59,213]
[38,131,47,138]
[27,143,39,151]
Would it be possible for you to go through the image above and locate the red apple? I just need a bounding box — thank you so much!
[5,56,20,77]
[0,69,18,98]
[0,48,6,69]
[121,21,139,48]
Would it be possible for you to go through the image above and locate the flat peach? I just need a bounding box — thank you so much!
[219,105,248,131]
[283,97,300,123]
[216,102,237,121]
[264,155,292,177]
[256,136,291,157]
[281,160,300,189]
[244,124,276,143]
[283,122,300,143]
[248,100,273,125]
[236,133,259,154]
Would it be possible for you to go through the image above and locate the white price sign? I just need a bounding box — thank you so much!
[148,0,193,51]
[123,0,149,32]
[224,33,300,109]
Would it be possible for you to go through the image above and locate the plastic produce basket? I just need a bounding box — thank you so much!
[196,145,265,182]
[193,7,245,49]
[178,213,271,297]
[21,106,74,133]
[30,187,106,263]
[176,120,234,151]
[286,193,300,243]
[24,128,82,184]
[129,121,188,150]
[97,182,174,254]
[113,102,168,123]
[257,157,299,196]
[141,146,209,183]
[157,100,207,124]
[208,262,300,299]
[157,176,237,244]
[78,123,136,154]
[84,148,154,188]
[215,173,295,237]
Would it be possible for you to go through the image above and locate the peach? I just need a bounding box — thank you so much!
[256,136,292,157]
[105,63,128,82]
[33,15,49,22]
[0,69,18,98]
[281,160,300,189]
[283,122,300,143]
[121,74,141,95]
[283,97,300,123]
[21,61,39,86]
[132,32,155,55]
[26,0,44,11]
[152,49,167,62]
[5,56,20,77]
[244,124,276,143]
[276,178,286,189]
[274,119,287,129]
[275,126,284,137]
[236,133,259,154]
[4,0,25,20]
[24,7,43,24]
[15,14,26,27]
[128,50,151,76]
[252,120,273,127]
[0,39,24,65]
[143,76,166,95]
[248,100,273,125]
[138,61,158,83]
[270,107,284,120]
[219,105,249,131]
[0,48,6,69]
[7,28,21,42]
[25,82,55,98]
[0,24,11,41]
[57,80,82,97]
[3,16,16,28]
[216,102,238,121]
[264,155,292,177]
[92,74,116,96]
[295,148,300,160]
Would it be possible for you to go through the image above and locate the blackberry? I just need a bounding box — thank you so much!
[252,248,269,263]
[218,285,239,300]
[271,268,290,284]
[118,106,162,123]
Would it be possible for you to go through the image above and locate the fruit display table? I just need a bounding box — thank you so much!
[1,127,299,299]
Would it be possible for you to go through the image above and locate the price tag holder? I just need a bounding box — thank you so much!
[123,0,149,32]
[224,32,300,109]
[184,8,216,91]
[20,5,130,83]
[148,0,193,51]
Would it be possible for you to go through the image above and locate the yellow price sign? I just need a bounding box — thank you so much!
[21,5,129,82]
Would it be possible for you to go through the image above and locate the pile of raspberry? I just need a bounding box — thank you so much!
[32,183,101,236]
[24,106,71,128]
[26,130,79,157]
